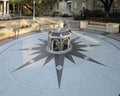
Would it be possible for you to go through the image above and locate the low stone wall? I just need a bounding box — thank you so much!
[106,23,120,33]
[0,28,13,40]
[0,19,64,41]
[80,20,120,33]
[0,27,34,40]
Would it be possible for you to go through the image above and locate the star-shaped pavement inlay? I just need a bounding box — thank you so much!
[12,37,105,88]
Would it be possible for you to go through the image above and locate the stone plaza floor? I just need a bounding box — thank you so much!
[0,30,120,96]
[0,18,120,96]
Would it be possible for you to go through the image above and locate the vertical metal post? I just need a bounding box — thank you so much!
[33,0,35,20]
[20,5,22,18]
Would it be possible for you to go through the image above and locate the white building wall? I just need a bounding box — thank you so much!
[86,0,94,10]
[59,1,67,13]
[71,0,95,14]
[0,0,9,17]
[71,0,82,15]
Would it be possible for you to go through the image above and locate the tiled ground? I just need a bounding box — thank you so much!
[0,18,120,96]
[0,30,120,96]
[82,29,120,41]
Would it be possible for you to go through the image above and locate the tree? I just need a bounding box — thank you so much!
[15,0,58,15]
[19,0,34,13]
[10,0,72,16]
[40,0,56,6]
[99,0,114,17]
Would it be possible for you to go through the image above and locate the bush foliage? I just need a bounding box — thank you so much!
[73,10,120,23]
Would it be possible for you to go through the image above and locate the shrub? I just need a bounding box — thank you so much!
[87,17,120,23]
[86,10,105,17]
[110,12,120,18]
[73,10,105,20]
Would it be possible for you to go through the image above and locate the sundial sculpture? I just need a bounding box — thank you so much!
[12,25,104,88]
[47,28,72,54]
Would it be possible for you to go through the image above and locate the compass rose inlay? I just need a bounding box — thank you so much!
[12,35,105,88]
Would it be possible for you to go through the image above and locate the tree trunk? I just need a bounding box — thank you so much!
[105,11,109,18]
[104,7,110,18]
[99,0,114,18]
